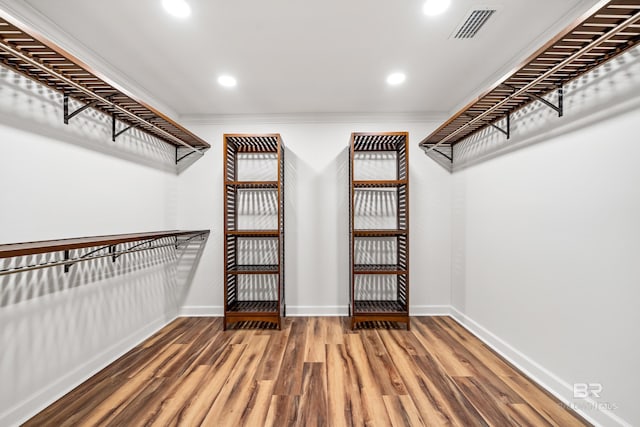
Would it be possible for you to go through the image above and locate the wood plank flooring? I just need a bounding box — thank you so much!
[25,317,589,426]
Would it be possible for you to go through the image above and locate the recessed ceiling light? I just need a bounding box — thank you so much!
[218,75,237,88]
[162,0,191,18]
[386,72,406,86]
[423,0,451,16]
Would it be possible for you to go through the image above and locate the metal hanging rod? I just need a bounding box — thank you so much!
[0,39,206,157]
[1,242,175,277]
[178,232,210,246]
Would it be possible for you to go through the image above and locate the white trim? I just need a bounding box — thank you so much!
[180,305,224,317]
[410,305,451,316]
[285,305,349,317]
[449,307,631,427]
[0,316,173,427]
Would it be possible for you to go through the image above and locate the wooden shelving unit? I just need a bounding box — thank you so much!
[0,11,210,162]
[223,134,285,329]
[349,132,409,329]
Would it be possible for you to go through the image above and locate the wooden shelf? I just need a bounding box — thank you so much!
[353,180,408,188]
[225,134,281,153]
[0,12,210,159]
[353,300,408,314]
[354,229,407,237]
[226,301,279,313]
[419,0,640,163]
[224,134,285,330]
[352,132,408,152]
[225,181,278,189]
[0,230,210,276]
[227,265,279,274]
[354,264,407,275]
[0,230,209,259]
[226,230,279,237]
[350,132,410,330]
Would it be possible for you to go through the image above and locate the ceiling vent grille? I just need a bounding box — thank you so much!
[452,8,496,39]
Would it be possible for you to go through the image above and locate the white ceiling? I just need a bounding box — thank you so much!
[5,0,599,117]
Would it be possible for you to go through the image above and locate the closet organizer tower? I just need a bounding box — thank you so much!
[223,134,285,329]
[349,132,409,329]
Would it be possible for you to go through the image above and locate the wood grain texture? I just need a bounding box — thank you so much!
[24,316,590,427]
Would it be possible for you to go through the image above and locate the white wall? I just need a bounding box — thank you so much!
[450,48,640,427]
[0,125,178,242]
[0,70,190,426]
[177,119,452,316]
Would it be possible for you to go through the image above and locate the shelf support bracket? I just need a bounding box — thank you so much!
[109,245,116,262]
[176,231,208,249]
[111,114,138,142]
[63,93,98,124]
[176,148,198,164]
[490,113,510,139]
[502,83,563,117]
[433,148,452,162]
[526,86,563,117]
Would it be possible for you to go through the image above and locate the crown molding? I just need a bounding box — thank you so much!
[179,111,448,126]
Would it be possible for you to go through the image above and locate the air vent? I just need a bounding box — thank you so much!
[452,8,496,39]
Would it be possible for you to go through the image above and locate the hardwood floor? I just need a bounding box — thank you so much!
[25,317,589,426]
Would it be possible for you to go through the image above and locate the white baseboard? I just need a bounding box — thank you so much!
[449,307,630,427]
[286,305,349,316]
[179,305,450,317]
[410,305,451,316]
[180,305,224,317]
[0,316,174,427]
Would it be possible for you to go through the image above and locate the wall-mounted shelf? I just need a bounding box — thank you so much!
[223,134,285,330]
[419,0,640,165]
[0,230,210,276]
[354,265,407,274]
[353,180,408,188]
[225,230,280,237]
[0,11,210,163]
[225,181,279,189]
[349,132,410,330]
[354,230,408,237]
[226,265,280,274]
